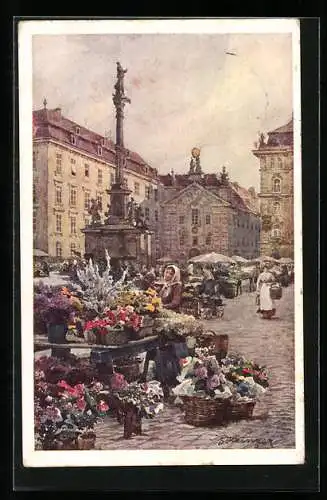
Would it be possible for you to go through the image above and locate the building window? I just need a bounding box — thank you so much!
[55,185,62,205]
[145,208,150,219]
[84,191,90,211]
[205,234,212,245]
[154,189,158,202]
[269,157,274,168]
[272,228,281,238]
[237,219,240,227]
[33,183,37,204]
[70,243,77,256]
[84,216,90,227]
[97,146,102,156]
[55,214,62,233]
[70,134,76,145]
[96,193,103,211]
[70,186,77,206]
[273,177,281,193]
[110,173,115,185]
[278,157,283,168]
[75,127,80,135]
[55,241,62,258]
[180,236,185,247]
[192,236,198,246]
[273,201,281,213]
[97,168,103,185]
[70,216,77,235]
[84,164,89,177]
[205,214,211,225]
[71,158,76,176]
[145,186,151,200]
[134,182,140,195]
[179,215,185,225]
[33,208,37,234]
[155,210,159,222]
[192,209,199,225]
[55,153,62,175]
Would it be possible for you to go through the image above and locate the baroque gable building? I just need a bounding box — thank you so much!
[252,117,294,258]
[159,150,261,261]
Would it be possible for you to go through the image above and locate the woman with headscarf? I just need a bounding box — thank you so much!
[158,264,183,312]
[154,264,188,397]
[256,264,277,319]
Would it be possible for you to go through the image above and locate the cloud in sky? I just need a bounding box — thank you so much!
[32,32,293,190]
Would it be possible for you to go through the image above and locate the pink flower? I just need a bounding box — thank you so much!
[76,397,87,411]
[97,400,109,413]
[110,372,128,390]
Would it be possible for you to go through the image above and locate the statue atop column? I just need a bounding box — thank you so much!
[88,198,102,226]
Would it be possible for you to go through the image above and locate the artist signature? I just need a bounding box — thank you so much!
[215,437,274,448]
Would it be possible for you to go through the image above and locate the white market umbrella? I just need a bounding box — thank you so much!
[189,252,236,264]
[278,257,293,264]
[33,248,48,257]
[231,255,249,263]
[251,255,278,263]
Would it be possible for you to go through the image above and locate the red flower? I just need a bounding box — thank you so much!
[97,400,109,413]
[76,397,87,411]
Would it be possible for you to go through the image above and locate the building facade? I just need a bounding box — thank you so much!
[252,118,294,258]
[159,153,261,261]
[33,105,160,259]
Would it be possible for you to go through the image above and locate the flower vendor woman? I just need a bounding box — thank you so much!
[158,265,183,312]
[256,265,277,319]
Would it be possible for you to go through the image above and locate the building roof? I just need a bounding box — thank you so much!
[159,171,259,215]
[268,119,293,134]
[33,108,158,179]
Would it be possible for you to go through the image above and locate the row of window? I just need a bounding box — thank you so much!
[55,153,158,200]
[55,214,81,234]
[55,154,105,184]
[262,157,285,168]
[179,211,211,226]
[69,134,104,156]
[178,235,259,247]
[55,185,103,211]
[55,241,79,258]
[234,218,260,231]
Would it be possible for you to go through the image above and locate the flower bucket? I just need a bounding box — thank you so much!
[84,330,97,344]
[114,362,140,382]
[47,323,70,358]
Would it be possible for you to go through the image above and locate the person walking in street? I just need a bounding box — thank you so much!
[256,265,277,319]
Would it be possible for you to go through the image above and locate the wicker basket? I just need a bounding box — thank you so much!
[77,433,96,450]
[224,400,256,421]
[181,395,227,427]
[269,284,282,300]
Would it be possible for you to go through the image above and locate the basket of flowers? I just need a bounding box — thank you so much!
[220,353,269,421]
[83,306,143,346]
[269,283,283,300]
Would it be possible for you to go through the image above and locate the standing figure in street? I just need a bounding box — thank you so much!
[158,265,183,312]
[256,265,277,319]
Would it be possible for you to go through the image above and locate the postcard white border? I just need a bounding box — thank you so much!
[19,18,304,467]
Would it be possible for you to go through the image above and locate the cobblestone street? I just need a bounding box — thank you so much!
[95,284,295,450]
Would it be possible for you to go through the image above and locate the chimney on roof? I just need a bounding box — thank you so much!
[171,168,175,184]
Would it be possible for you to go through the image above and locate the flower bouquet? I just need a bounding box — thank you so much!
[34,366,110,450]
[112,380,164,438]
[154,309,204,340]
[112,288,162,317]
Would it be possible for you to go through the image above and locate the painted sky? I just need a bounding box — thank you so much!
[32,33,293,190]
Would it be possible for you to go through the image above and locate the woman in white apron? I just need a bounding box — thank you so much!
[256,265,276,319]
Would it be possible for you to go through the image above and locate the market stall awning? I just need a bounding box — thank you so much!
[189,252,236,264]
[33,248,48,257]
[231,255,249,263]
[278,257,293,264]
[156,255,175,263]
[251,255,278,263]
